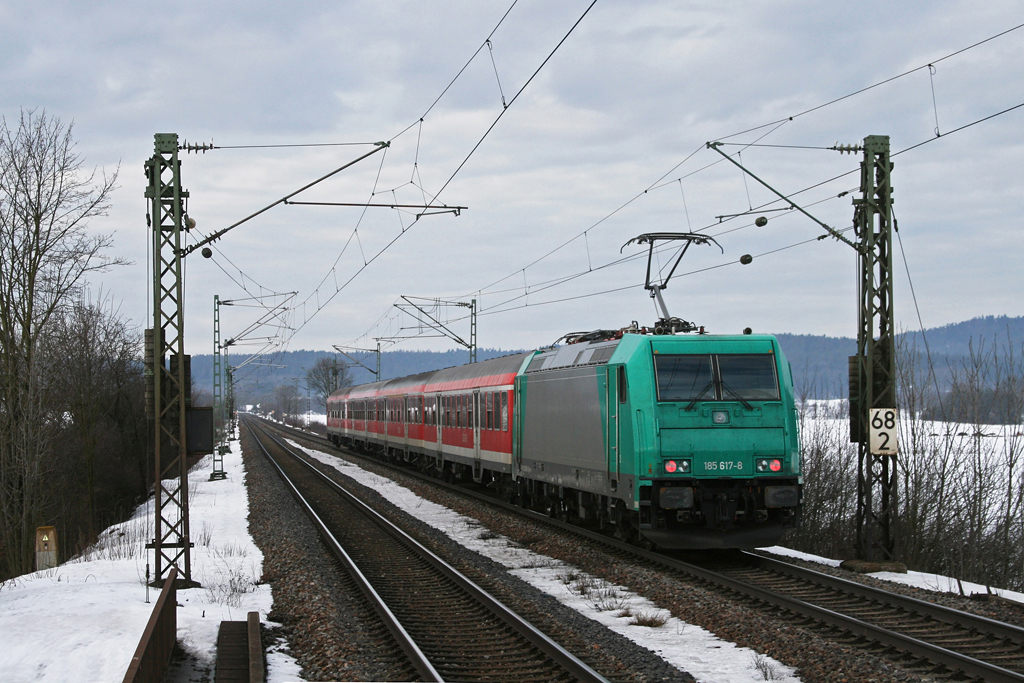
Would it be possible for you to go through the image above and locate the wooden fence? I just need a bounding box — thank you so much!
[122,567,178,683]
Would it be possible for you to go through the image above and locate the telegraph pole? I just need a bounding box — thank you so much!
[226,363,236,432]
[850,135,898,562]
[144,133,194,586]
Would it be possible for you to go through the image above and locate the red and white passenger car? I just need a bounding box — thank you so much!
[326,353,530,480]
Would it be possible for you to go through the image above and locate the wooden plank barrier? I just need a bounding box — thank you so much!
[247,611,265,683]
[122,567,178,683]
[215,612,263,683]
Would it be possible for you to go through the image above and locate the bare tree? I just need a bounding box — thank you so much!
[50,294,139,539]
[0,109,120,577]
[272,383,300,420]
[788,399,858,558]
[306,356,351,411]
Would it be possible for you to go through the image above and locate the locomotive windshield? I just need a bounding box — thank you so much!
[654,354,714,401]
[655,353,779,402]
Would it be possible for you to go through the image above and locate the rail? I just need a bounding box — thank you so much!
[248,420,442,682]
[248,417,610,683]
[744,552,1024,646]
[262,418,1024,682]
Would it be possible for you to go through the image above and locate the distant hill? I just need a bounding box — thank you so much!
[900,315,1024,356]
[191,347,525,408]
[191,315,1024,404]
[772,334,855,398]
[774,315,1024,398]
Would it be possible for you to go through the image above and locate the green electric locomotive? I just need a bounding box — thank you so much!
[328,232,801,548]
[513,330,801,549]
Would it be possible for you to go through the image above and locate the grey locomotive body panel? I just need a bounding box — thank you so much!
[518,364,612,495]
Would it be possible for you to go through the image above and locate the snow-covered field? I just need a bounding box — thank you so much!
[5,423,1024,683]
[0,434,301,683]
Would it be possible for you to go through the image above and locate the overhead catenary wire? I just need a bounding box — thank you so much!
[278,0,600,346]
[894,213,947,420]
[196,0,533,377]
[468,21,1024,301]
[347,91,1020,352]
[430,0,599,203]
[222,16,1024,363]
[452,98,1024,323]
[474,224,859,320]
[388,0,522,141]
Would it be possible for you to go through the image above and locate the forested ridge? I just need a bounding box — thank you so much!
[191,316,1024,406]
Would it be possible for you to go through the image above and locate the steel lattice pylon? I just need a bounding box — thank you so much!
[226,363,235,432]
[469,298,477,364]
[145,133,194,585]
[210,295,226,480]
[705,135,900,562]
[851,135,898,561]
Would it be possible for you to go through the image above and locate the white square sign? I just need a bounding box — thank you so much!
[869,408,898,455]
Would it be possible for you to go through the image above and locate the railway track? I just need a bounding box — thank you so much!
[246,417,611,683]
[704,552,1024,679]
[263,418,1024,682]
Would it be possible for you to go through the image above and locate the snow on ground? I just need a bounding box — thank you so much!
[0,434,301,683]
[288,439,800,683]
[761,546,843,568]
[762,545,1024,604]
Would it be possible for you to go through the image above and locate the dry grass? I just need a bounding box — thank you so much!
[629,610,669,627]
[591,588,629,612]
[750,653,782,680]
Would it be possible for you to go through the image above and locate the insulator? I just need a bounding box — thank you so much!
[201,247,213,259]
[181,141,214,154]
[743,327,753,335]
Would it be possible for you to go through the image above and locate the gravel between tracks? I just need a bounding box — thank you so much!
[243,430,414,682]
[244,426,692,682]
[276,428,947,683]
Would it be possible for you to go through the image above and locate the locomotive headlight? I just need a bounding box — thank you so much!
[664,460,691,474]
[756,458,783,473]
[712,410,730,425]
[665,460,677,473]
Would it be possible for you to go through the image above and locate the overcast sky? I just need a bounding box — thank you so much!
[2,1,1022,361]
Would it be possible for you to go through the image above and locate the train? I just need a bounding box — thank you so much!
[326,327,802,549]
